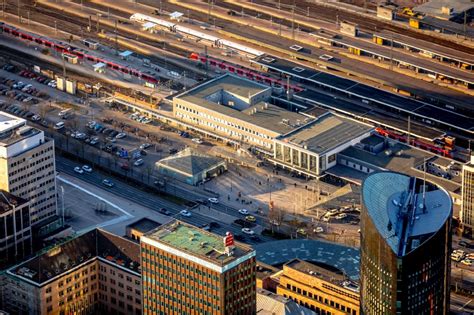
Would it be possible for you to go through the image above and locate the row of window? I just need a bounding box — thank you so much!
[284,283,357,315]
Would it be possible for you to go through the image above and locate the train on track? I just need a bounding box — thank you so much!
[130,13,265,57]
[188,52,303,92]
[0,22,159,84]
[375,127,454,158]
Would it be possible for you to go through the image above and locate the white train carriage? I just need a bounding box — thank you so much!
[130,13,176,30]
[218,39,264,57]
[174,25,220,43]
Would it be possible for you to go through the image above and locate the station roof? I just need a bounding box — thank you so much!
[169,11,184,20]
[277,113,372,154]
[92,62,106,69]
[156,148,225,176]
[254,56,474,133]
[362,171,452,256]
[254,239,360,280]
[375,30,474,65]
[175,74,311,135]
[142,22,157,30]
[144,220,254,267]
[119,50,133,58]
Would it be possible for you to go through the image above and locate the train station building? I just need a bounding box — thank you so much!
[173,74,373,178]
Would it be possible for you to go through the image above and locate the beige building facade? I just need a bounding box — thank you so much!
[2,229,141,315]
[173,74,309,153]
[0,112,57,226]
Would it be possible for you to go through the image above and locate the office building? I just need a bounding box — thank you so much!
[360,171,452,314]
[0,111,57,226]
[277,259,360,315]
[0,190,32,268]
[461,154,474,238]
[2,229,142,315]
[141,220,256,315]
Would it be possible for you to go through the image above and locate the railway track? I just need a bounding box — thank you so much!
[1,0,204,82]
[248,0,474,55]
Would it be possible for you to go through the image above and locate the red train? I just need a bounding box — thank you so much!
[0,22,158,84]
[375,127,453,158]
[189,52,304,92]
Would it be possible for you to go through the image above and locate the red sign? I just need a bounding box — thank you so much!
[224,232,234,247]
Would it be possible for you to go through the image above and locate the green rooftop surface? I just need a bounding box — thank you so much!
[147,221,253,266]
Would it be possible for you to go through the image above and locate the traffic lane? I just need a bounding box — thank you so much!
[56,157,267,244]
[451,293,474,314]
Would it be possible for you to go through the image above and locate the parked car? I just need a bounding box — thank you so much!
[116,132,127,139]
[74,166,84,174]
[82,165,92,173]
[192,138,203,144]
[245,215,256,222]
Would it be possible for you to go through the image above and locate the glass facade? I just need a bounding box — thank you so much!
[274,142,322,176]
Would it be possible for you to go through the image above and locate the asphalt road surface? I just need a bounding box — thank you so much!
[56,156,272,244]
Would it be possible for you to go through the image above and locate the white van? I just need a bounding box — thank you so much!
[58,108,71,117]
[54,121,65,130]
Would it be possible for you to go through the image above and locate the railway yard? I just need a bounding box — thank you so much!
[0,0,474,312]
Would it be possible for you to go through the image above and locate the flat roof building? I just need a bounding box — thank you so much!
[414,0,474,21]
[141,220,256,314]
[277,259,360,315]
[273,112,372,176]
[360,171,452,314]
[2,229,142,315]
[0,190,32,268]
[173,74,312,153]
[156,148,227,186]
[126,217,162,242]
[0,111,57,227]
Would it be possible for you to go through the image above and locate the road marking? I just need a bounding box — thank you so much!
[57,176,134,232]
[458,299,473,311]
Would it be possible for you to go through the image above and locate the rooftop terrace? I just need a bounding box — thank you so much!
[144,220,254,267]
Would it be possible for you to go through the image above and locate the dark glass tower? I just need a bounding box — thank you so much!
[360,171,452,315]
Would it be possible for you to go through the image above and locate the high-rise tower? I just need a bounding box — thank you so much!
[360,171,452,315]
